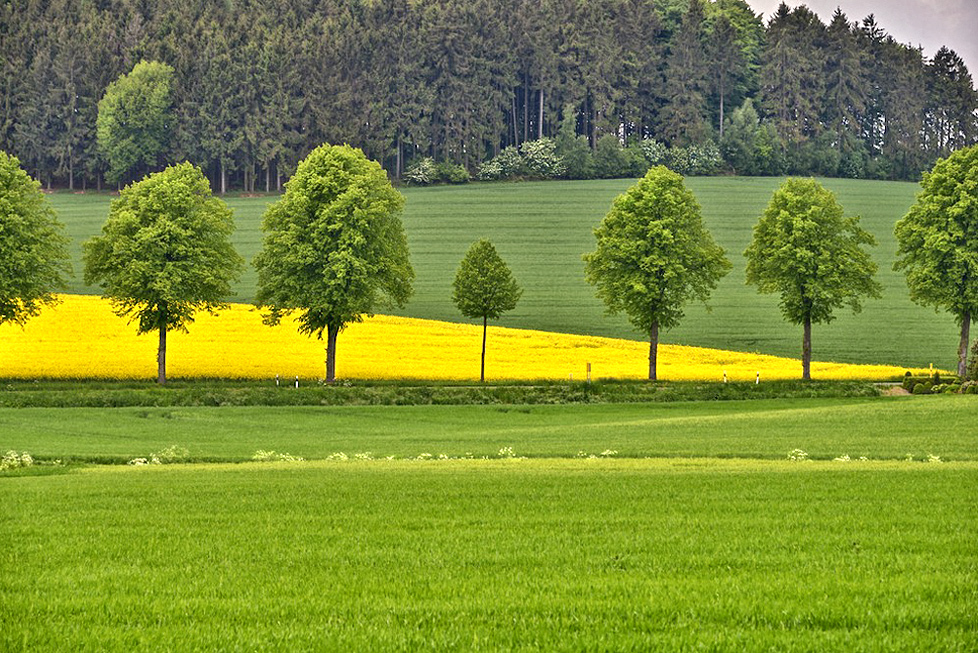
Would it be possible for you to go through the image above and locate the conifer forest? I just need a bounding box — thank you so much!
[1,0,975,191]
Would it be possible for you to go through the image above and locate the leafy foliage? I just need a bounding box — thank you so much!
[746,179,881,325]
[254,144,413,381]
[452,239,522,381]
[83,163,243,381]
[452,239,522,322]
[894,145,978,375]
[96,61,174,184]
[584,166,730,378]
[0,151,70,326]
[745,178,881,378]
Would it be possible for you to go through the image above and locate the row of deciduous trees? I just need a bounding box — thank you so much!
[2,144,977,382]
[1,0,975,191]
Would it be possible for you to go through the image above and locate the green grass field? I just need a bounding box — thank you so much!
[1,395,975,463]
[48,177,963,369]
[4,397,976,650]
[3,460,976,650]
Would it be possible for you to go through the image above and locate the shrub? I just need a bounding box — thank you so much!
[641,139,669,166]
[435,162,470,184]
[911,382,928,395]
[403,157,438,185]
[1,451,34,472]
[478,146,524,180]
[520,138,566,178]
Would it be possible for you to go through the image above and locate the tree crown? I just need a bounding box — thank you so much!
[745,177,881,325]
[254,143,414,338]
[97,60,174,184]
[452,239,522,320]
[83,162,243,334]
[0,151,71,326]
[584,165,731,334]
[894,145,978,322]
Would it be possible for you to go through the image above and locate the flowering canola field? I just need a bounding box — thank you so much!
[0,295,927,381]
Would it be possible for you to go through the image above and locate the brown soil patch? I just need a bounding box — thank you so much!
[881,386,911,396]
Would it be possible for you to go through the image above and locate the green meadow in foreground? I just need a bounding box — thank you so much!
[2,395,976,463]
[2,459,976,651]
[48,177,962,368]
[3,396,976,650]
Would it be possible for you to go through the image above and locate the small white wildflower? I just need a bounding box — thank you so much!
[904,453,914,462]
[416,452,433,461]
[354,452,374,461]
[437,454,451,460]
[600,449,618,458]
[833,454,851,462]
[576,451,588,459]
[326,452,349,461]
[858,456,869,461]
[498,446,516,459]
[925,454,943,464]
[787,449,809,461]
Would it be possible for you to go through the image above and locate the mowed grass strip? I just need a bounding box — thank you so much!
[47,177,962,368]
[2,459,975,651]
[2,396,974,463]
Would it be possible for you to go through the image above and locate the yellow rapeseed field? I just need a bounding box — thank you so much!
[0,294,929,381]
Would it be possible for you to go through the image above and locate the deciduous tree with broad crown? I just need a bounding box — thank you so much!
[0,150,70,327]
[96,60,174,185]
[254,143,414,383]
[83,162,243,384]
[452,239,522,382]
[745,177,881,380]
[584,165,730,380]
[894,145,978,377]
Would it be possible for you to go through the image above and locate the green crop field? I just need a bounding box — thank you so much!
[2,396,977,651]
[1,395,975,463]
[47,177,960,370]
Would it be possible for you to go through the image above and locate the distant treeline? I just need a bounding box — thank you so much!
[1,0,976,190]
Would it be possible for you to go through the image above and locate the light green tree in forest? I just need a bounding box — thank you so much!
[452,239,522,382]
[84,163,243,384]
[96,60,174,184]
[254,144,414,383]
[585,166,730,380]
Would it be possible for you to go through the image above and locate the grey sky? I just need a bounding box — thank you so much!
[744,0,978,77]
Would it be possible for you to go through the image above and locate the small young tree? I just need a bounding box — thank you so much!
[96,61,174,185]
[254,144,414,383]
[452,239,522,382]
[584,166,731,380]
[745,178,881,380]
[83,163,243,384]
[0,151,71,327]
[894,145,978,377]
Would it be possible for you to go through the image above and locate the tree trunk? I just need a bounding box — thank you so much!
[522,72,529,144]
[68,144,74,191]
[958,311,971,378]
[648,322,659,381]
[511,96,518,147]
[718,80,725,141]
[802,315,812,380]
[220,160,227,195]
[325,324,339,383]
[481,315,488,383]
[538,88,544,140]
[395,134,402,179]
[157,327,167,385]
[265,162,271,193]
